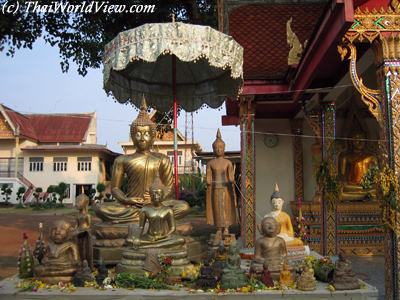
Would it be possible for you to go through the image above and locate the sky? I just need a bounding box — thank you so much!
[0,39,241,153]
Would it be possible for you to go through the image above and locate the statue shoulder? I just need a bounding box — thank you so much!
[114,154,133,164]
[152,152,169,161]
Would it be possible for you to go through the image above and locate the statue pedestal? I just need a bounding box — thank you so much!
[116,245,193,278]
[93,223,129,265]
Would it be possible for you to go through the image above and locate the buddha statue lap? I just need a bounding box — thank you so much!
[116,177,192,277]
[34,220,79,284]
[92,98,190,262]
[206,129,238,247]
[264,184,303,248]
[251,216,287,280]
[339,133,377,201]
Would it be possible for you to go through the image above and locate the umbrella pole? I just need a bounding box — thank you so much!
[172,55,179,199]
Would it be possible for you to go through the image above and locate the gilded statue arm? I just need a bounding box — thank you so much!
[165,209,176,238]
[138,209,147,237]
[206,163,212,186]
[111,157,144,206]
[159,156,174,199]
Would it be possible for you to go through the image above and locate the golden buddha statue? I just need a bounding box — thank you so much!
[94,97,190,224]
[206,129,238,246]
[130,176,185,249]
[251,216,287,279]
[264,184,303,247]
[279,261,294,287]
[339,132,377,201]
[34,220,79,284]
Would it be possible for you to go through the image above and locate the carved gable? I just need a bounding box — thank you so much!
[0,116,14,138]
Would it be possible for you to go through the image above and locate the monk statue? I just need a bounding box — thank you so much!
[130,176,185,249]
[34,220,79,284]
[75,191,93,269]
[206,129,238,246]
[251,216,287,279]
[338,132,377,201]
[117,177,191,276]
[264,184,303,247]
[94,97,190,223]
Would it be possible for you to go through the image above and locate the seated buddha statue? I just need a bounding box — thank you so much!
[338,132,377,201]
[94,97,190,224]
[34,220,79,284]
[130,176,185,250]
[220,242,248,289]
[251,216,287,279]
[333,252,360,290]
[264,184,303,247]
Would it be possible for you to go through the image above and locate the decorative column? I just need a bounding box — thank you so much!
[339,2,400,297]
[374,35,400,300]
[239,96,256,248]
[320,100,337,256]
[290,119,304,202]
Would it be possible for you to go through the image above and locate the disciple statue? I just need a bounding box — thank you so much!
[130,176,185,250]
[338,132,377,201]
[251,217,287,279]
[206,129,238,246]
[116,177,191,275]
[94,97,190,223]
[332,253,360,290]
[264,184,303,247]
[75,191,93,269]
[34,220,79,284]
[279,261,294,287]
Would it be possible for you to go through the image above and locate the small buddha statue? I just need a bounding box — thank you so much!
[206,129,238,246]
[94,97,190,224]
[333,253,360,290]
[75,191,93,269]
[279,261,294,288]
[251,216,287,279]
[220,243,248,289]
[130,176,186,250]
[264,184,303,247]
[73,260,94,287]
[296,260,317,291]
[116,177,191,275]
[34,220,79,284]
[338,132,377,201]
[196,258,217,289]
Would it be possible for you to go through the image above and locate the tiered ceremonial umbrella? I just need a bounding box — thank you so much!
[103,21,243,197]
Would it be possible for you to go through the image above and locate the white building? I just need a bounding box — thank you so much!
[0,104,118,204]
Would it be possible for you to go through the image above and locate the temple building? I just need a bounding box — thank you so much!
[0,104,118,204]
[219,0,400,297]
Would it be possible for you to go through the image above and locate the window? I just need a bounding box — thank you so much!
[53,157,67,172]
[78,157,92,171]
[29,157,43,172]
[167,151,182,165]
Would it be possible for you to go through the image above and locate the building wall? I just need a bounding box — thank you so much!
[21,151,101,204]
[0,139,17,157]
[302,121,318,201]
[255,119,294,225]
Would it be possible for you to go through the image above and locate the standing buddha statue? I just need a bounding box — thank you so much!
[206,129,238,246]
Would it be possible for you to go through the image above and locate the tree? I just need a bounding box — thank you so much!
[96,183,106,201]
[33,187,43,208]
[16,186,26,206]
[55,182,68,204]
[1,0,216,76]
[1,184,12,205]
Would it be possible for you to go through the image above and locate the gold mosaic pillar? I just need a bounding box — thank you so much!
[239,96,256,248]
[320,100,337,256]
[291,119,304,202]
[374,35,400,300]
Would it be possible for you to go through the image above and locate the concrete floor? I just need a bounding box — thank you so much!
[350,256,385,300]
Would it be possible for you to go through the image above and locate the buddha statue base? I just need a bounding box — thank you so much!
[208,233,236,251]
[286,244,309,263]
[34,263,78,284]
[35,275,74,285]
[93,223,129,247]
[116,245,194,279]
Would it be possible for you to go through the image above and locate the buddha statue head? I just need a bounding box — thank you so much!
[76,190,89,210]
[212,129,225,157]
[260,217,280,237]
[349,132,366,153]
[50,220,74,244]
[149,176,166,206]
[270,183,284,213]
[130,96,157,152]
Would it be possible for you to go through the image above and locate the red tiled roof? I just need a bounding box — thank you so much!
[229,4,325,81]
[3,105,92,143]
